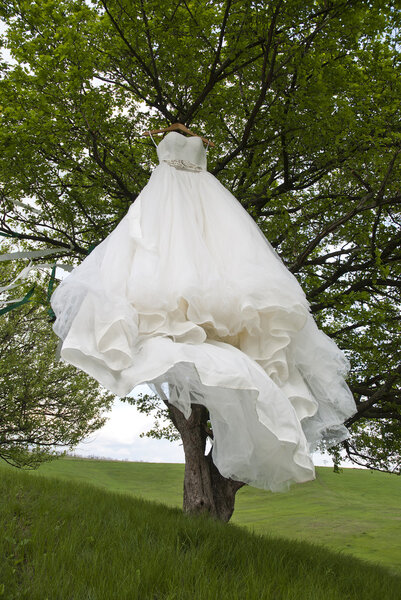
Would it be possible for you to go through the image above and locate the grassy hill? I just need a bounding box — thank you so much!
[1,457,400,576]
[1,466,400,600]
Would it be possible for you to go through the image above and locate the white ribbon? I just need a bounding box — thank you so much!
[2,295,27,305]
[0,248,66,261]
[0,263,34,293]
[0,261,73,299]
[20,262,74,272]
[10,199,42,214]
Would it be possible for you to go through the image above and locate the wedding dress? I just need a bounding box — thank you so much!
[51,131,356,491]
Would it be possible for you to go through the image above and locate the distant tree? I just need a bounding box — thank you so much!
[0,262,114,468]
[0,0,400,519]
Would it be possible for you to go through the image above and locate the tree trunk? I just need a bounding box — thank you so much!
[167,402,245,522]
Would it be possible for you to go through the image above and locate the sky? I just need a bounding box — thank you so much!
[68,385,187,463]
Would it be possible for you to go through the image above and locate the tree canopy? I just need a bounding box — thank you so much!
[0,255,114,467]
[0,0,400,474]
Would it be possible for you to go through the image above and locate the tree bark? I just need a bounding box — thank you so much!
[167,403,245,522]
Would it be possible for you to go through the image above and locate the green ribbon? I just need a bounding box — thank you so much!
[47,264,57,322]
[0,231,21,239]
[0,239,74,320]
[0,285,36,316]
[87,242,98,255]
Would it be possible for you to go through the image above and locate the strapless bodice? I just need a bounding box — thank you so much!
[157,131,207,171]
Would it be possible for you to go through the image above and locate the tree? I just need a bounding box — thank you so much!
[0,0,400,519]
[0,260,115,468]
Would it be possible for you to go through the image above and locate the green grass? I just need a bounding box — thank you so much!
[234,467,401,575]
[1,467,400,600]
[6,457,400,575]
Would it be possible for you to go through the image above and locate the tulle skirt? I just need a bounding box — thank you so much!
[51,162,356,491]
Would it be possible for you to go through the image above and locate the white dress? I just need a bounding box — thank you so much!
[51,131,356,491]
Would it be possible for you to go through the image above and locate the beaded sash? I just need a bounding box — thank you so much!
[163,159,204,172]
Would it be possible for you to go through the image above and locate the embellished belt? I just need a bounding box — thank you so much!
[162,159,204,172]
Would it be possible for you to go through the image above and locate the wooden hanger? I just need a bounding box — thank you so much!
[142,123,215,147]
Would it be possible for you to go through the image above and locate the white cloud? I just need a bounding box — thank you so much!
[68,391,185,463]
